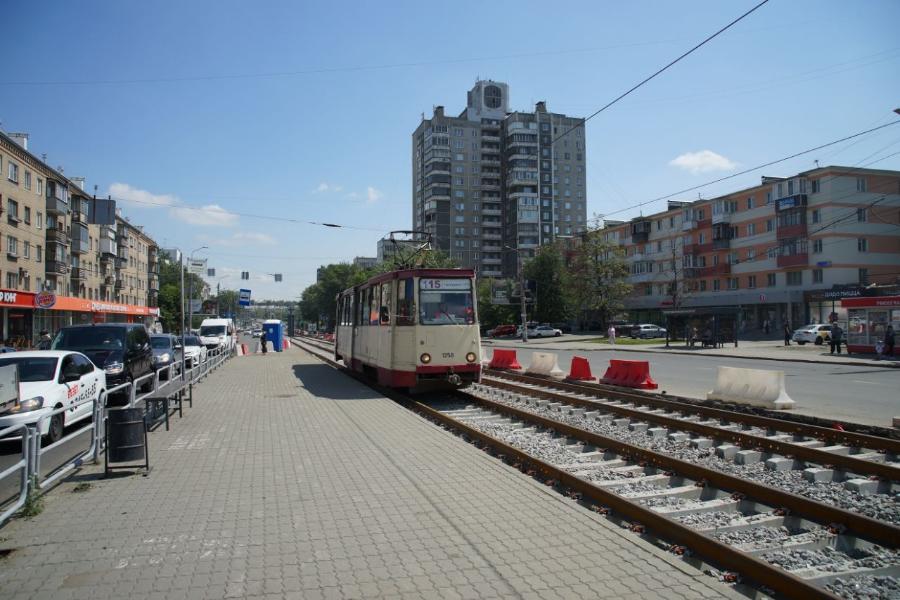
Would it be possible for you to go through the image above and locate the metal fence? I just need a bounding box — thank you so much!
[0,344,233,526]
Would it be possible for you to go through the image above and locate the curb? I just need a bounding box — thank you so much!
[482,339,899,369]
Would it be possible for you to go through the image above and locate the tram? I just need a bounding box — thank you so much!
[334,268,481,389]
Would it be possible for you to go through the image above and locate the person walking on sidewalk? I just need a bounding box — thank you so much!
[783,322,791,346]
[607,325,616,345]
[830,323,844,355]
[37,330,52,350]
[764,319,770,335]
[259,329,267,355]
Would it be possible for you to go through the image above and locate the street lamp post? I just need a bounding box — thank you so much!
[186,246,208,335]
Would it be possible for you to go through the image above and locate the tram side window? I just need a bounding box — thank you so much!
[396,278,415,325]
[380,282,392,324]
[368,287,379,325]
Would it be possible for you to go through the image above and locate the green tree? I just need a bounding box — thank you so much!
[523,243,570,324]
[567,231,632,329]
[476,278,518,330]
[298,263,369,329]
[158,257,206,333]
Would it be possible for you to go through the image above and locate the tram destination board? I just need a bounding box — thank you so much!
[419,278,471,290]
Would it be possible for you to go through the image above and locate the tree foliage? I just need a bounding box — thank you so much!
[566,231,632,328]
[523,243,571,324]
[158,258,206,334]
[476,278,518,330]
[299,263,369,329]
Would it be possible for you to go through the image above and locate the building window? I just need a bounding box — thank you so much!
[712,279,720,291]
[23,242,30,259]
[36,245,42,262]
[811,239,822,253]
[7,235,18,255]
[7,199,19,221]
[728,278,738,290]
[767,273,776,286]
[7,161,18,183]
[747,197,754,209]
[856,177,866,192]
[812,209,820,223]
[811,179,820,193]
[766,219,774,232]
[37,179,43,195]
[857,208,866,222]
[747,275,756,288]
[699,280,707,292]
[24,171,32,190]
[747,248,755,261]
[858,268,869,284]
[813,269,823,283]
[857,238,868,252]
[747,223,756,236]
[786,271,802,286]
[6,273,17,289]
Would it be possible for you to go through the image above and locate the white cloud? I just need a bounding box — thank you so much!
[669,150,737,174]
[313,182,343,193]
[227,231,275,246]
[169,203,238,227]
[108,182,177,207]
[366,186,383,204]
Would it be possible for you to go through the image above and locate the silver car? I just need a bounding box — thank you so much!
[150,334,183,380]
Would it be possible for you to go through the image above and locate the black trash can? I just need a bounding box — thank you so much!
[105,408,149,475]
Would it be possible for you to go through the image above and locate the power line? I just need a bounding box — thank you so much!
[594,120,900,221]
[550,0,770,147]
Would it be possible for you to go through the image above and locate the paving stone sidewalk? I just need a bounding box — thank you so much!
[0,347,739,599]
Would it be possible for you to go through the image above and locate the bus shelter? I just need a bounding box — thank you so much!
[662,306,740,349]
[840,295,899,355]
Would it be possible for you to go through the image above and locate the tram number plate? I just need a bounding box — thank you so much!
[420,279,471,290]
[442,352,454,359]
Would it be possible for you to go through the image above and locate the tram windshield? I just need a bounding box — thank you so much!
[419,278,475,325]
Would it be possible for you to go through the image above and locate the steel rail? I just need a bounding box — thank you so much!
[461,392,900,548]
[482,376,900,482]
[488,370,900,456]
[289,337,843,598]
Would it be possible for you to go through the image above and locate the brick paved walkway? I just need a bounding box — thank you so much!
[0,346,738,599]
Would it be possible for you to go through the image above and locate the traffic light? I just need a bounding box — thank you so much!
[274,274,282,282]
[241,271,249,280]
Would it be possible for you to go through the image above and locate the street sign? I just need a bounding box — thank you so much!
[239,289,252,307]
[188,258,207,275]
[189,299,202,312]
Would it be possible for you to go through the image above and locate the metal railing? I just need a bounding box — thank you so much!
[0,343,234,526]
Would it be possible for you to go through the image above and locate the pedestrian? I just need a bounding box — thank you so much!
[607,324,616,345]
[764,319,770,335]
[885,325,895,357]
[830,323,843,355]
[783,322,791,346]
[37,330,52,350]
[259,329,267,355]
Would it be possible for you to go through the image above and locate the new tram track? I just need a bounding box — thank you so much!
[291,336,899,599]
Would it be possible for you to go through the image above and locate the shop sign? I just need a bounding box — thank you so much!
[1,291,19,304]
[34,291,57,309]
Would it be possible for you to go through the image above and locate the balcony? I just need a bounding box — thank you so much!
[45,260,68,275]
[70,267,86,281]
[71,210,86,224]
[775,194,808,212]
[481,269,503,277]
[683,242,713,255]
[100,238,117,257]
[685,263,731,278]
[102,275,115,286]
[46,195,69,215]
[777,253,808,268]
[481,133,500,142]
[114,279,125,290]
[46,229,69,245]
[482,207,502,216]
[712,238,731,250]
[482,257,502,265]
[119,247,130,261]
[712,212,733,225]
[149,274,159,291]
[482,233,503,240]
[482,244,502,252]
[777,222,807,239]
[115,257,127,270]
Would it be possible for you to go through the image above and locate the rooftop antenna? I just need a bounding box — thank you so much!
[814,160,819,168]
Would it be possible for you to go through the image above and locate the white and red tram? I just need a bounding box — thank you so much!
[334,268,481,388]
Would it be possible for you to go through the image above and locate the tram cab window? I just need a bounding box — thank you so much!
[380,283,392,324]
[397,278,415,325]
[419,278,475,325]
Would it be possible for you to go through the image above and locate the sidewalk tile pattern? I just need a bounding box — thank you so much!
[0,347,739,599]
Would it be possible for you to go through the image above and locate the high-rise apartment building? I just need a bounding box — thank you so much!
[412,80,587,278]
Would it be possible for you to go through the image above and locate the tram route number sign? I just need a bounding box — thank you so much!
[419,279,470,290]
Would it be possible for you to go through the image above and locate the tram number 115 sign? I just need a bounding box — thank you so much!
[419,279,471,290]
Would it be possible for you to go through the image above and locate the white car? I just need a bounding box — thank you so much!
[530,325,563,338]
[0,351,106,443]
[631,324,667,339]
[792,324,832,345]
[182,335,208,368]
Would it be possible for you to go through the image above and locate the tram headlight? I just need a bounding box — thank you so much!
[466,352,477,363]
[420,353,432,364]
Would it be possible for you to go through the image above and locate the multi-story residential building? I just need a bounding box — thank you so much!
[114,215,158,308]
[412,80,587,279]
[602,166,900,331]
[0,129,160,346]
[352,256,378,270]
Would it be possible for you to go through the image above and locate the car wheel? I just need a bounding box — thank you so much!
[47,411,64,444]
[555,332,560,337]
[798,341,806,345]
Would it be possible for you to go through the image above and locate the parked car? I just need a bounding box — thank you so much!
[490,324,518,338]
[51,324,153,404]
[151,334,183,379]
[792,324,832,345]
[182,335,208,368]
[551,323,573,334]
[0,351,106,443]
[531,325,563,338]
[631,324,667,339]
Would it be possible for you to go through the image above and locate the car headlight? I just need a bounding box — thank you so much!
[156,353,171,363]
[466,352,477,363]
[104,362,124,375]
[5,396,45,414]
[420,353,431,364]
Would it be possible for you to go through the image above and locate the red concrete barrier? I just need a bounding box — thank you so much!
[241,343,249,356]
[567,356,596,381]
[283,339,289,350]
[600,359,658,390]
[488,348,522,370]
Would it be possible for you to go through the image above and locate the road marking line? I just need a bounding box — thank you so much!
[851,380,879,385]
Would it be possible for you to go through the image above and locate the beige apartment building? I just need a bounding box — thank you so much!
[0,129,160,346]
[601,166,900,332]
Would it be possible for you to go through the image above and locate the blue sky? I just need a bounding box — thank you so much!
[4,0,899,300]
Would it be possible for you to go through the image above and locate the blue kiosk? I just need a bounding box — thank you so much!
[263,319,284,352]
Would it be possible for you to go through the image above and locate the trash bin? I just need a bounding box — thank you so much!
[263,319,284,352]
[106,408,149,475]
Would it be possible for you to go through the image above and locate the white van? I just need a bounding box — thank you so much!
[199,318,235,351]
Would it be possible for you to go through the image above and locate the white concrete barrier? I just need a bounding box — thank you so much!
[707,366,795,410]
[526,352,566,379]
[236,344,244,356]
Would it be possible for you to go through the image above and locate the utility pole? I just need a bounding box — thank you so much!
[519,257,528,342]
[179,252,186,381]
[187,246,207,333]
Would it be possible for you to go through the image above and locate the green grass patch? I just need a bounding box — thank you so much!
[588,337,663,346]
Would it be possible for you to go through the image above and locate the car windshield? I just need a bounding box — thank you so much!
[419,279,475,325]
[151,337,171,349]
[0,357,58,382]
[200,326,226,336]
[184,336,202,346]
[52,327,124,351]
